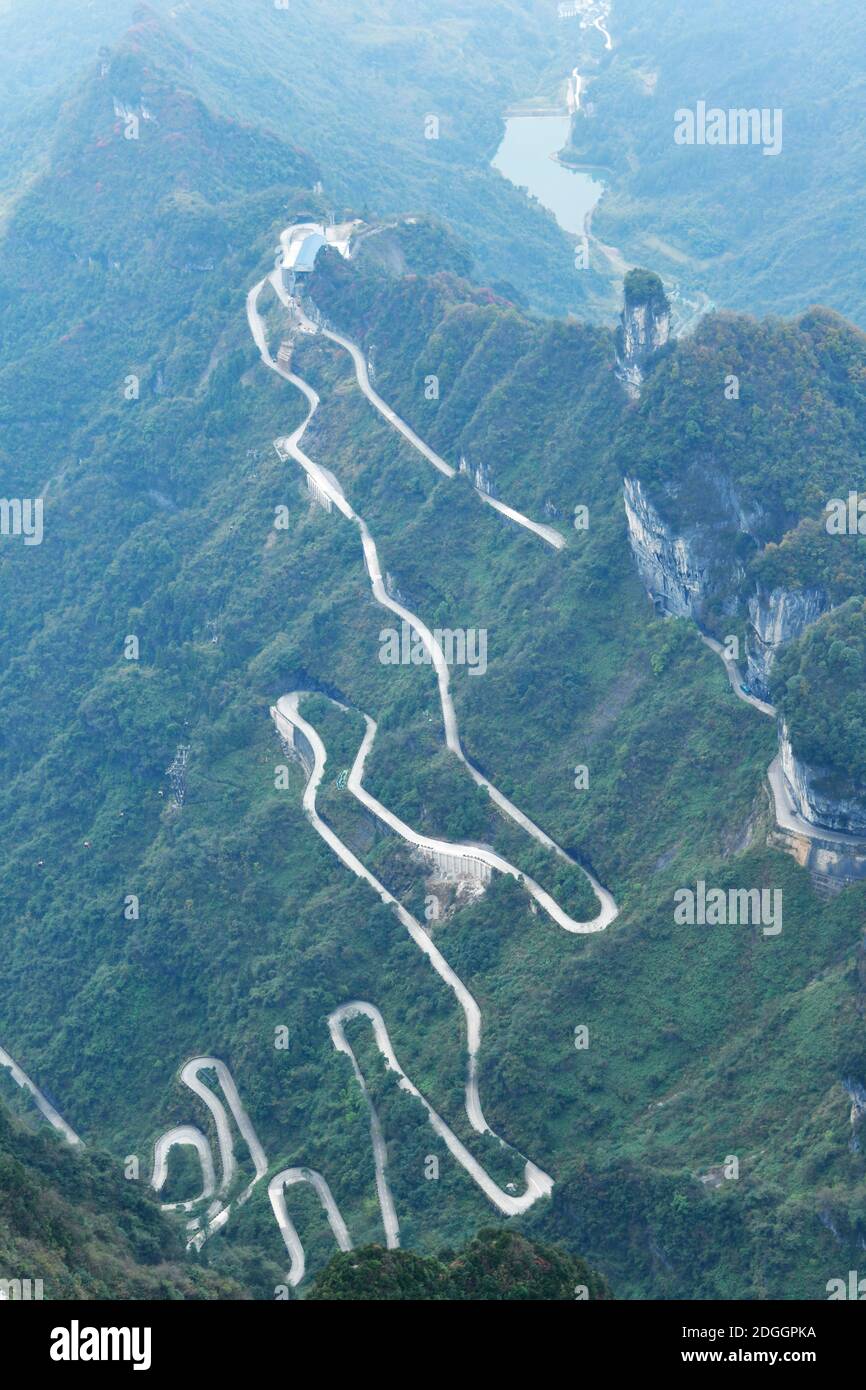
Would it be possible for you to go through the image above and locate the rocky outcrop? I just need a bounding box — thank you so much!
[623,477,707,617]
[622,474,753,621]
[623,480,865,846]
[616,275,864,844]
[746,585,831,699]
[615,269,671,397]
[780,724,866,837]
[842,1079,866,1152]
[459,455,493,497]
[771,819,866,897]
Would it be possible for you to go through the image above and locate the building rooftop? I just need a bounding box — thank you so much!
[284,230,326,273]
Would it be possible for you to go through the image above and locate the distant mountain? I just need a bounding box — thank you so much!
[1,0,865,1306]
[0,0,137,195]
[566,0,866,326]
[0,0,607,319]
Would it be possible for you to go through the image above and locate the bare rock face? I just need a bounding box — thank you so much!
[746,585,831,700]
[623,476,708,617]
[622,478,864,843]
[615,269,671,397]
[622,471,755,622]
[780,723,866,837]
[616,272,864,841]
[843,1079,866,1152]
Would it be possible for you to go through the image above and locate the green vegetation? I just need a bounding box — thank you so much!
[0,0,864,1306]
[612,306,866,777]
[753,518,866,604]
[623,267,669,312]
[772,598,866,790]
[566,0,866,327]
[308,1229,611,1300]
[0,1096,242,1299]
[615,309,866,529]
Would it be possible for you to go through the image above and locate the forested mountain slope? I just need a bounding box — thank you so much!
[0,1094,242,1299]
[0,6,864,1304]
[611,304,866,820]
[307,1229,612,1300]
[202,230,866,1297]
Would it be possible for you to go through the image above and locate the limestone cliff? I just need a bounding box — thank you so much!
[623,478,861,839]
[621,461,862,846]
[780,723,866,837]
[746,585,831,700]
[615,268,671,397]
[622,470,755,622]
[623,476,708,617]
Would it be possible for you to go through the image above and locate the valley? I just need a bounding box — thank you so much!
[0,0,865,1310]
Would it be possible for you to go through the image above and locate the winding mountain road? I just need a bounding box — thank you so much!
[176,1056,268,1195]
[264,228,566,551]
[250,233,619,1223]
[699,631,866,850]
[239,233,623,1271]
[330,1001,553,1217]
[151,1056,269,1246]
[249,274,616,931]
[0,1045,81,1146]
[272,690,517,1137]
[320,320,566,548]
[155,984,552,1290]
[699,633,775,718]
[5,223,621,1289]
[268,1167,352,1287]
[345,704,604,932]
[151,1125,216,1211]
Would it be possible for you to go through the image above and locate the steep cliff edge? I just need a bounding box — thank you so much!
[615,306,866,843]
[615,268,671,397]
[746,584,831,699]
[779,725,866,837]
[771,599,866,837]
[622,470,758,622]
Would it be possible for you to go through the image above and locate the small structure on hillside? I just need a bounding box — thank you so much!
[280,230,326,294]
[418,846,492,884]
[289,231,326,273]
[307,474,333,513]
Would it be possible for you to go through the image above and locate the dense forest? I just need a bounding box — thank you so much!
[613,309,866,529]
[0,1,864,1304]
[773,599,866,793]
[0,1095,242,1298]
[307,1228,611,1300]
